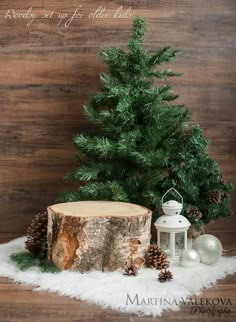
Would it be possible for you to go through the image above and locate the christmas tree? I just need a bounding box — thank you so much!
[60,17,233,230]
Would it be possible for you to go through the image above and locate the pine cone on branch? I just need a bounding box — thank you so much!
[145,244,169,270]
[208,190,221,204]
[223,192,230,198]
[123,263,138,276]
[186,206,202,219]
[158,269,173,282]
[25,212,48,258]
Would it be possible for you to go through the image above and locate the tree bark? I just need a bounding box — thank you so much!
[47,201,152,272]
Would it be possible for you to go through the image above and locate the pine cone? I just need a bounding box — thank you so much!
[220,178,226,185]
[145,244,169,270]
[25,212,48,258]
[208,190,221,204]
[158,269,173,282]
[123,263,138,276]
[186,206,202,219]
[181,161,186,168]
[228,209,234,216]
[223,192,230,198]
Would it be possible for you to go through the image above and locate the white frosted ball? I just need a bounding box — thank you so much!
[192,234,222,265]
[179,249,200,267]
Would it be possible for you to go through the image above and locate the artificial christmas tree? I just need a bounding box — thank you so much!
[60,16,233,232]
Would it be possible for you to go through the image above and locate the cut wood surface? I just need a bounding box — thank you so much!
[47,201,152,272]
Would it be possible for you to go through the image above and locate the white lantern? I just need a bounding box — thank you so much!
[154,188,190,261]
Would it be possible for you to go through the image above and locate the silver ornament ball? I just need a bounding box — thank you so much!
[192,234,222,265]
[179,249,200,267]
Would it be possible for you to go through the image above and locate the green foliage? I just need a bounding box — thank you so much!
[59,16,233,230]
[10,251,60,273]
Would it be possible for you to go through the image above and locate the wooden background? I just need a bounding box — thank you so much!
[0,0,235,237]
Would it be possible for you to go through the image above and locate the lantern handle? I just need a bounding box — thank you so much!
[161,187,183,205]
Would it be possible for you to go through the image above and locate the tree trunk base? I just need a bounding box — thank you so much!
[47,201,152,272]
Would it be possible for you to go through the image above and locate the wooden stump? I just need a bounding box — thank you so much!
[47,201,152,272]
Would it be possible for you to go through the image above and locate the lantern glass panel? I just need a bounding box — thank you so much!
[175,232,185,256]
[160,232,170,255]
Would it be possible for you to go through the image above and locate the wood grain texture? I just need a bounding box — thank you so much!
[47,201,152,271]
[0,0,235,234]
[0,217,235,322]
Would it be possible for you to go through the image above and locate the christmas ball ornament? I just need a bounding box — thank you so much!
[192,234,222,265]
[179,249,200,267]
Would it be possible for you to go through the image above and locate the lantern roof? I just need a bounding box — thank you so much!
[163,200,182,209]
[154,214,190,230]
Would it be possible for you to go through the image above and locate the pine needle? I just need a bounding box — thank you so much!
[10,251,60,273]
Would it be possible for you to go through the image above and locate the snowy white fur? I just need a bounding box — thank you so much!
[0,237,236,317]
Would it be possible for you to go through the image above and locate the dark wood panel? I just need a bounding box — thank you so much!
[177,85,236,122]
[0,233,23,243]
[1,84,235,121]
[0,125,235,162]
[0,184,70,233]
[0,48,235,85]
[0,0,235,48]
[0,0,235,233]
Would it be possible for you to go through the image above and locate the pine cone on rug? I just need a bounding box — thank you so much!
[145,244,169,270]
[158,269,173,282]
[25,212,48,258]
[123,262,138,276]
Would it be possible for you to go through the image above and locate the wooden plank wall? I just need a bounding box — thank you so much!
[0,0,235,235]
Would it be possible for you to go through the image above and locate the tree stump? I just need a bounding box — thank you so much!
[47,201,152,272]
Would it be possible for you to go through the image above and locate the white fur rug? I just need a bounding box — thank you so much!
[0,237,236,317]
